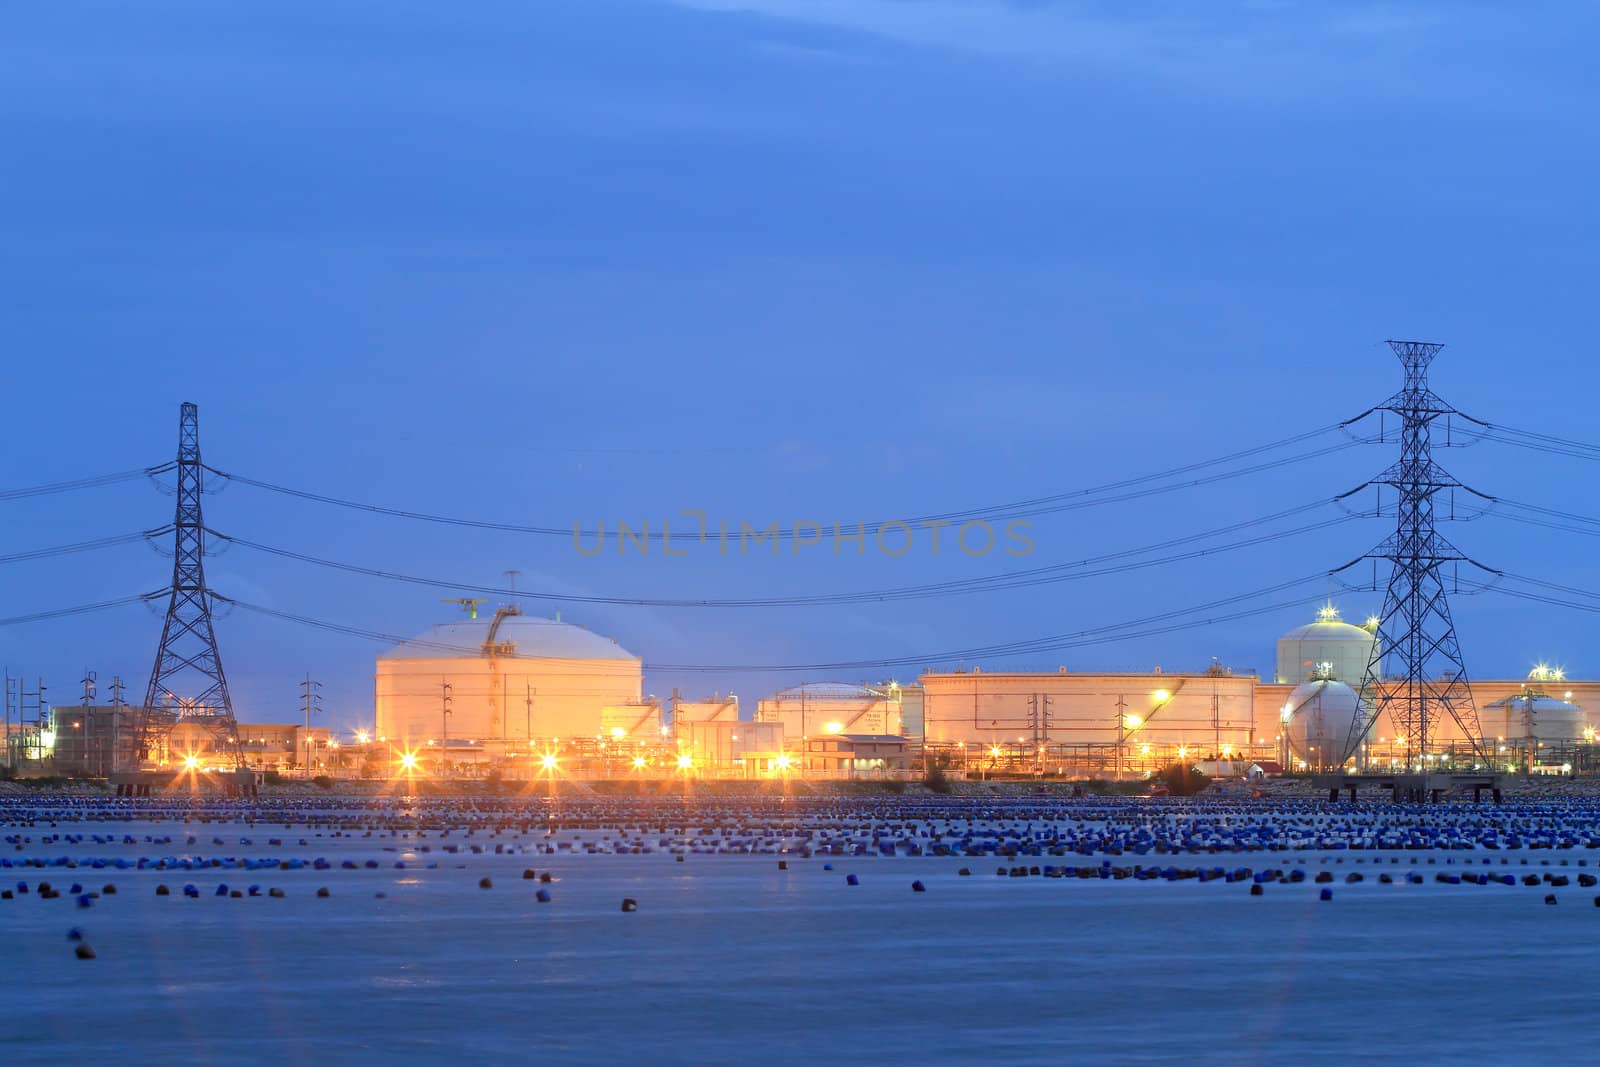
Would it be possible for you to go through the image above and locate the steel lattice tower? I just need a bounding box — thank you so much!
[135,403,243,767]
[1345,341,1485,768]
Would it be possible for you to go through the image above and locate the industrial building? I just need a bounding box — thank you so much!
[16,599,1600,783]
[8,705,332,777]
[803,734,911,777]
[915,605,1599,777]
[678,719,785,776]
[374,607,642,750]
[920,664,1257,777]
[346,598,1599,780]
[33,705,137,776]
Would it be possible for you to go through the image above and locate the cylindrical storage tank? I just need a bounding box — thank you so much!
[1276,606,1378,686]
[1284,679,1362,770]
[755,683,901,740]
[375,613,643,746]
[1480,695,1587,743]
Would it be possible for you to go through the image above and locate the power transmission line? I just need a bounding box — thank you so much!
[215,573,1322,674]
[1450,419,1600,461]
[205,502,1353,608]
[199,423,1366,542]
[0,528,172,566]
[0,464,172,502]
[0,594,161,627]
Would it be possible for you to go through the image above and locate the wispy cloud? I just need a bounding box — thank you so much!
[672,0,1189,64]
[753,37,878,65]
[663,0,1503,103]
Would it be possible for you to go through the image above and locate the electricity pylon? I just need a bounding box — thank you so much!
[1339,341,1487,769]
[135,402,243,768]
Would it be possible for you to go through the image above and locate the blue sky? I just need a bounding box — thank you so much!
[2,1,1598,729]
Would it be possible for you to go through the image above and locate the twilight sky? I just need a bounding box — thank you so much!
[2,1,1598,730]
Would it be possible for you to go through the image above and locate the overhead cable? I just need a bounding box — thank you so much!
[207,502,1350,608]
[0,464,172,503]
[0,593,161,628]
[218,573,1323,674]
[200,424,1364,542]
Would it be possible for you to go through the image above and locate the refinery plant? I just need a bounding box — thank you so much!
[8,343,1600,790]
[9,599,1598,785]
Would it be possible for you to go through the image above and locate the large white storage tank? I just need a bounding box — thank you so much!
[1283,677,1363,770]
[375,609,642,747]
[756,683,902,741]
[673,695,740,727]
[1276,605,1379,686]
[601,702,664,740]
[1480,693,1588,743]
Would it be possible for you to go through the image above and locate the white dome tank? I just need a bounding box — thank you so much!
[1276,604,1378,685]
[1283,678,1362,770]
[1480,693,1588,743]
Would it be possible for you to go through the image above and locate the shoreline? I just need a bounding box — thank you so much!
[4,774,1600,800]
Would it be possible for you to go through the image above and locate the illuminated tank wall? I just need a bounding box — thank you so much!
[375,613,642,747]
[1275,605,1378,686]
[920,668,1258,752]
[756,683,903,741]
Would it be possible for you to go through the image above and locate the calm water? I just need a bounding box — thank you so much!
[5,818,1595,1064]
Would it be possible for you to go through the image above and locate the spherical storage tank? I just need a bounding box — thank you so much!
[1276,605,1378,685]
[1283,679,1362,770]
